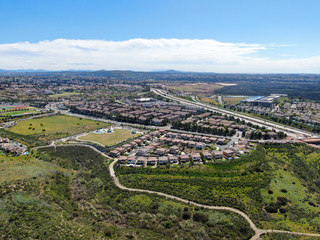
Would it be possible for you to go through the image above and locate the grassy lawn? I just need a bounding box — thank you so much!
[49,92,80,98]
[0,153,68,183]
[78,128,140,146]
[9,115,106,135]
[0,108,39,117]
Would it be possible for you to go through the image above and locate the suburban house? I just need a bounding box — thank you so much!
[196,142,206,150]
[109,150,120,158]
[169,145,179,154]
[136,157,146,166]
[191,153,202,162]
[137,148,150,156]
[202,151,212,160]
[118,156,128,164]
[188,141,196,148]
[223,149,234,158]
[147,157,158,166]
[156,148,166,156]
[180,154,190,163]
[212,150,223,159]
[168,155,178,164]
[122,144,132,151]
[217,138,226,145]
[158,156,169,165]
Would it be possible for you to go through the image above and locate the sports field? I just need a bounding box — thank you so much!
[0,108,39,117]
[8,115,107,135]
[78,129,140,146]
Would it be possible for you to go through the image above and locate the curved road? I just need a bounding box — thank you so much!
[33,143,320,240]
[109,158,320,240]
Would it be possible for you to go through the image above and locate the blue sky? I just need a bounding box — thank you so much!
[0,0,319,72]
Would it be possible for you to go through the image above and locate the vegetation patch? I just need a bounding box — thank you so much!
[0,145,254,239]
[0,153,67,183]
[166,83,223,94]
[5,115,109,145]
[49,92,81,98]
[116,143,320,234]
[78,128,140,146]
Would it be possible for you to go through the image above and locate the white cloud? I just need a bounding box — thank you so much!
[0,38,319,73]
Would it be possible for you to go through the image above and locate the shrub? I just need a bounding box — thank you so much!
[182,212,191,220]
[193,213,208,223]
[265,203,278,213]
[308,201,317,207]
[268,190,273,194]
[277,197,289,206]
[280,189,288,193]
[279,208,287,214]
[164,220,173,229]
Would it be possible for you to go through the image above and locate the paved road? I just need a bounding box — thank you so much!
[151,88,318,138]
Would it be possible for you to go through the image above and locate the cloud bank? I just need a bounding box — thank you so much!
[0,38,319,73]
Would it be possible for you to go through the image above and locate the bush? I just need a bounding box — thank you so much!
[279,208,287,214]
[268,190,273,194]
[277,197,289,206]
[182,212,191,220]
[280,189,288,193]
[164,220,173,229]
[193,213,208,223]
[265,203,278,213]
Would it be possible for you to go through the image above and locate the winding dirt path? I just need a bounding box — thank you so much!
[32,143,320,240]
[109,159,320,240]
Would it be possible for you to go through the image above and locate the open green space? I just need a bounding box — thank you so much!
[199,95,220,105]
[3,115,109,147]
[78,128,140,146]
[261,233,319,240]
[49,92,80,98]
[116,144,320,234]
[0,108,39,117]
[166,83,223,94]
[0,145,255,239]
[223,96,246,105]
[0,152,68,183]
[9,115,107,135]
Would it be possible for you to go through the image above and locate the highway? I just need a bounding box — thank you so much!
[151,88,318,139]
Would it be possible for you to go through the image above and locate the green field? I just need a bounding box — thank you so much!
[49,92,80,98]
[166,83,223,94]
[78,128,140,146]
[199,95,220,105]
[9,115,106,135]
[116,144,320,234]
[0,108,39,117]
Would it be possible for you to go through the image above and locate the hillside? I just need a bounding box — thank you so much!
[0,145,254,239]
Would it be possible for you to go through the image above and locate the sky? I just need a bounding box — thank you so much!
[0,0,320,73]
